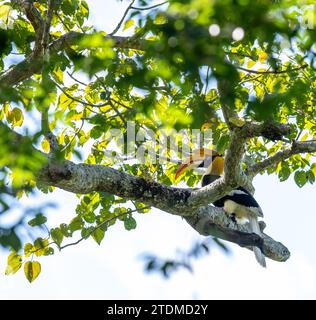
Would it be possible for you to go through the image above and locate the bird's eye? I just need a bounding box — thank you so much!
[197,161,205,168]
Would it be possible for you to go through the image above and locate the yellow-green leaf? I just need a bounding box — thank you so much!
[259,52,268,63]
[24,243,34,258]
[53,68,64,84]
[123,19,134,31]
[24,261,41,283]
[7,107,24,127]
[0,4,11,20]
[154,13,167,25]
[5,252,22,275]
[229,117,245,127]
[41,138,50,153]
[247,60,256,68]
[92,227,105,245]
[300,132,309,141]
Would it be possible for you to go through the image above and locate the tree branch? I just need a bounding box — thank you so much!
[247,140,316,177]
[0,121,291,262]
[20,0,44,35]
[109,0,135,36]
[42,0,55,50]
[237,64,308,74]
[185,206,290,262]
[240,120,292,140]
[131,1,169,11]
[0,33,147,88]
[217,79,239,130]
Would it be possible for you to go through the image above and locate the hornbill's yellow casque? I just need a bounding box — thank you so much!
[175,149,266,268]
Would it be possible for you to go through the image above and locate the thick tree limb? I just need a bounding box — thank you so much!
[240,120,292,141]
[18,0,45,55]
[185,206,290,262]
[217,79,239,130]
[19,0,44,35]
[42,0,55,50]
[36,158,289,262]
[0,121,291,262]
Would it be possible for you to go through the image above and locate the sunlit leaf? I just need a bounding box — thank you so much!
[7,107,24,127]
[24,261,41,283]
[50,228,64,246]
[92,227,105,245]
[5,251,22,275]
[123,19,134,31]
[24,243,34,258]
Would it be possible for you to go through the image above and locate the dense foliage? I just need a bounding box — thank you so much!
[0,0,315,281]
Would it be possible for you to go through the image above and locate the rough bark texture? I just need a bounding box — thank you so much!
[35,157,290,262]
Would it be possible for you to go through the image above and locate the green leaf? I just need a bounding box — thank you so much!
[90,126,103,139]
[50,228,64,246]
[229,117,245,127]
[278,164,291,182]
[124,216,137,231]
[68,216,84,233]
[24,261,41,283]
[28,213,47,227]
[216,133,230,154]
[154,13,167,25]
[0,229,22,251]
[83,210,96,223]
[92,227,105,245]
[5,251,22,275]
[123,19,134,31]
[44,247,54,256]
[60,223,72,237]
[294,170,307,188]
[307,170,315,184]
[7,107,24,127]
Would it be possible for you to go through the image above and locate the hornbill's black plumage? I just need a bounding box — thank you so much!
[175,148,266,267]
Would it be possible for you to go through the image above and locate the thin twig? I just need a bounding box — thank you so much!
[109,0,136,36]
[54,81,109,109]
[224,51,254,59]
[59,206,150,250]
[56,12,71,32]
[204,66,210,95]
[131,1,168,11]
[237,64,308,75]
[109,100,127,125]
[61,119,85,152]
[67,71,88,86]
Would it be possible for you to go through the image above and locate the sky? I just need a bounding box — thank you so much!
[0,0,316,300]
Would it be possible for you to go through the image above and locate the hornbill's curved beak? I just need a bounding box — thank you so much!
[175,148,220,180]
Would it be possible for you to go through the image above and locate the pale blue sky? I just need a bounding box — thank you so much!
[0,0,315,299]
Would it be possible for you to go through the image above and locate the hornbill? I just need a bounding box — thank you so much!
[175,148,266,267]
